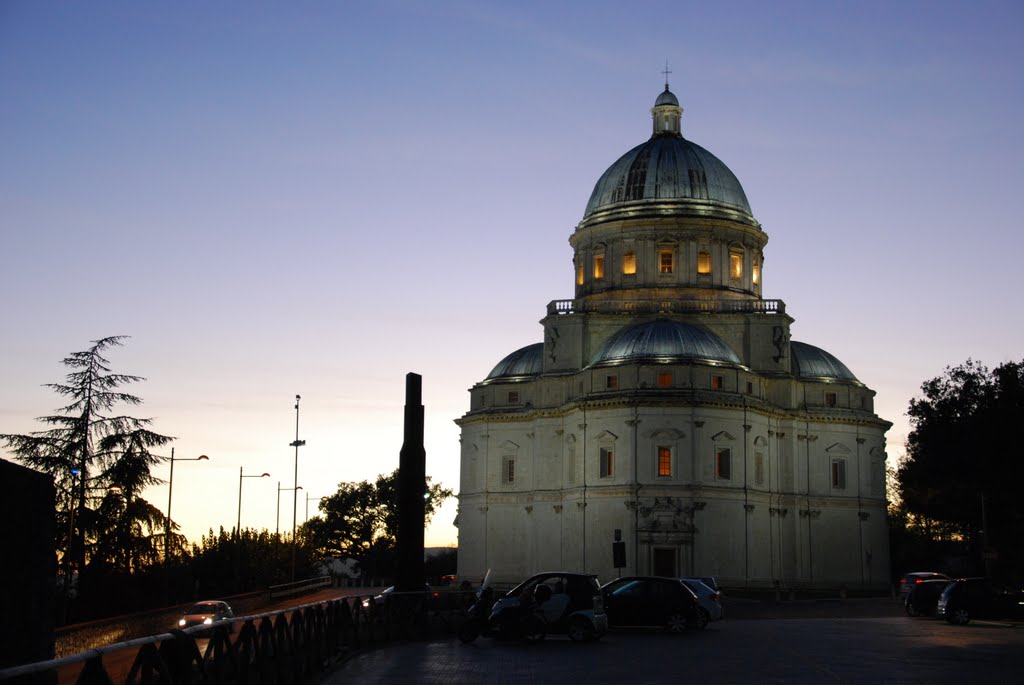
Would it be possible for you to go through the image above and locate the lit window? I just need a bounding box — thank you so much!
[658,447,672,477]
[606,375,618,390]
[755,452,764,485]
[825,392,837,407]
[730,252,743,280]
[711,375,724,390]
[716,448,731,480]
[659,250,674,274]
[623,252,636,275]
[594,255,605,279]
[697,251,711,274]
[503,457,516,484]
[831,459,846,489]
[576,262,584,286]
[600,448,614,478]
[508,391,519,404]
[657,372,672,388]
[752,260,760,285]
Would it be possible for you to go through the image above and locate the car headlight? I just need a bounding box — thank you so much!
[178,619,186,627]
[203,617,213,625]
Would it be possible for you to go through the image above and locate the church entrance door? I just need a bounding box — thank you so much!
[652,547,676,577]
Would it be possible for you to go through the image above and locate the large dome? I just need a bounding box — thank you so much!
[581,88,755,227]
[590,319,741,367]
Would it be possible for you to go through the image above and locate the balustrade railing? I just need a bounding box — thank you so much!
[546,298,785,316]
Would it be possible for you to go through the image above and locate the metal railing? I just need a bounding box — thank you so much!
[0,591,472,685]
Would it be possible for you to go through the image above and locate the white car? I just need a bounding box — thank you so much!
[177,600,234,632]
[681,578,724,626]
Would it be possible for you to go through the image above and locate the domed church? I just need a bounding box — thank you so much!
[456,84,891,590]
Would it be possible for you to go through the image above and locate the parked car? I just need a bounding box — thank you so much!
[681,578,724,626]
[484,572,608,641]
[601,576,701,633]
[897,571,951,598]
[904,578,950,617]
[177,600,234,632]
[936,577,1024,625]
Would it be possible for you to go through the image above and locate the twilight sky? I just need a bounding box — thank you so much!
[1,0,1021,548]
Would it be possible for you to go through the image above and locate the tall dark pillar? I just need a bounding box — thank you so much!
[395,373,425,592]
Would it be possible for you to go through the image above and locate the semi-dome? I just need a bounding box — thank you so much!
[581,87,755,226]
[484,343,543,382]
[590,319,741,367]
[791,341,858,382]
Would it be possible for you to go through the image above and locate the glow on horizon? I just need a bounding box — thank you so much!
[1,1,1022,550]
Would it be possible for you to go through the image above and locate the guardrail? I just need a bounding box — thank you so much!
[267,576,332,600]
[0,591,474,685]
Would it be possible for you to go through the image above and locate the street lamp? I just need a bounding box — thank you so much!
[237,466,270,536]
[289,394,306,581]
[165,447,209,562]
[276,482,302,537]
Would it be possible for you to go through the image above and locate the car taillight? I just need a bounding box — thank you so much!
[899,578,906,585]
[915,578,923,584]
[711,593,720,603]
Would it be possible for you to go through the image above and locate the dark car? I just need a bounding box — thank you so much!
[361,584,437,615]
[897,571,951,598]
[904,578,950,617]
[489,572,608,641]
[601,576,701,633]
[936,577,1024,625]
[177,600,234,632]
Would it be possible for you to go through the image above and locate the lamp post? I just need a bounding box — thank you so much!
[237,467,270,536]
[276,482,302,537]
[289,394,306,581]
[165,447,209,563]
[305,493,327,523]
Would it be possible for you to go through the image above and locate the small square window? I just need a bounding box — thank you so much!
[659,250,674,274]
[594,254,605,279]
[623,252,636,275]
[600,447,614,478]
[716,448,731,480]
[606,375,618,390]
[508,391,520,404]
[697,251,711,274]
[657,372,672,388]
[657,446,672,477]
[711,375,724,390]
[825,392,837,407]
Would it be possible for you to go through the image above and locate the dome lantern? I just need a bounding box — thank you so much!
[651,84,683,137]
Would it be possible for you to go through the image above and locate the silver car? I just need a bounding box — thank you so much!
[177,600,234,631]
[681,578,724,627]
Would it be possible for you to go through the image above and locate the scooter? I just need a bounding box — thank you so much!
[458,571,546,644]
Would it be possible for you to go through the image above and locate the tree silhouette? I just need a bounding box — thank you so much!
[1,336,172,577]
[303,469,452,579]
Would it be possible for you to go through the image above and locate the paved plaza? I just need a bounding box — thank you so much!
[322,600,1024,684]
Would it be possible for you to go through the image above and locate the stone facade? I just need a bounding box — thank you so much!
[456,86,891,590]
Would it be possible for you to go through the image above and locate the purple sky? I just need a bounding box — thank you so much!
[2,1,1022,548]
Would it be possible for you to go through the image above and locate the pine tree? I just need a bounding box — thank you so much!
[1,336,173,576]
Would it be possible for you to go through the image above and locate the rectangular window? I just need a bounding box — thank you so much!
[600,447,614,478]
[659,250,674,274]
[755,452,765,485]
[711,374,724,390]
[752,260,760,285]
[825,392,837,407]
[606,374,618,390]
[697,251,711,274]
[831,459,847,489]
[503,457,515,484]
[594,254,605,279]
[746,381,754,395]
[658,446,672,477]
[730,252,743,280]
[507,391,519,404]
[716,448,731,480]
[623,252,636,275]
[657,372,672,387]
